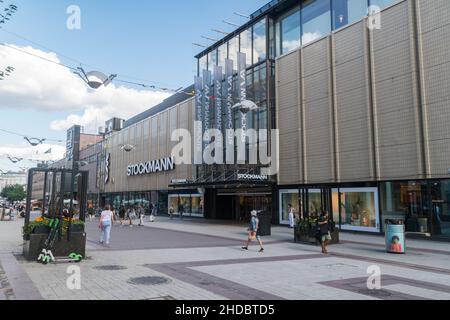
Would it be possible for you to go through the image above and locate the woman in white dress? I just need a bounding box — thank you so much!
[288,204,295,228]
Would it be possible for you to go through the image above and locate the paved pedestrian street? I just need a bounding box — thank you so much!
[0,217,449,300]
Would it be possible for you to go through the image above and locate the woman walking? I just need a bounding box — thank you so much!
[99,205,115,246]
[242,210,264,253]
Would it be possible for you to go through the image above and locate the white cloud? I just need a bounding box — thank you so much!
[0,44,171,132]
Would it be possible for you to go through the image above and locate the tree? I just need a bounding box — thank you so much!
[1,184,26,202]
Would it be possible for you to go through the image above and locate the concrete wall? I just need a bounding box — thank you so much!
[104,97,196,193]
[276,0,450,186]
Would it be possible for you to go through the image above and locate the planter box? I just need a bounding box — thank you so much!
[23,232,86,261]
[294,227,340,245]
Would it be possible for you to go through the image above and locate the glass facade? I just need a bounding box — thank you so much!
[302,0,331,46]
[278,7,301,56]
[332,0,368,30]
[253,19,267,64]
[168,194,205,217]
[380,181,450,238]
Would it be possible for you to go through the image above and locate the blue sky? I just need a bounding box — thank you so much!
[0,0,268,171]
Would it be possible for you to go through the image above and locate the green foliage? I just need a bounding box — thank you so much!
[23,217,84,237]
[1,184,26,202]
[296,216,318,233]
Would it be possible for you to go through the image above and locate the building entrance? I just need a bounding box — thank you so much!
[214,191,272,222]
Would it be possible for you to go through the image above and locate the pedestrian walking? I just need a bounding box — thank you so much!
[317,211,332,254]
[288,204,295,228]
[127,206,137,227]
[178,202,185,220]
[169,204,174,220]
[242,210,264,253]
[118,205,126,226]
[99,204,114,246]
[137,205,145,226]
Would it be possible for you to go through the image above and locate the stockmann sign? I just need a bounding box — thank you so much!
[127,156,175,177]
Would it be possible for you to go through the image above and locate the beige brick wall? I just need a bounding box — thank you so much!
[276,0,450,186]
[104,98,195,193]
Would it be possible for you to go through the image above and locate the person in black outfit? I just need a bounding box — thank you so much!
[318,211,332,254]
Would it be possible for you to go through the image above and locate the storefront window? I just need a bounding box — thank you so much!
[336,187,379,232]
[253,19,267,64]
[279,190,300,224]
[332,0,368,30]
[168,194,204,217]
[279,7,301,56]
[380,181,450,237]
[302,0,331,46]
[308,189,322,217]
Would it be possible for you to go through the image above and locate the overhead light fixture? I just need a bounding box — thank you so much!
[120,144,136,153]
[74,67,117,89]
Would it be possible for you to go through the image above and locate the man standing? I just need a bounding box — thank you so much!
[242,210,264,253]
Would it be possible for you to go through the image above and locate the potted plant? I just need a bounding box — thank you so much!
[294,216,340,245]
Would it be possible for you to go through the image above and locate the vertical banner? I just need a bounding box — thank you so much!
[214,65,224,164]
[214,65,223,132]
[202,70,212,151]
[225,59,234,164]
[194,75,203,164]
[237,52,247,144]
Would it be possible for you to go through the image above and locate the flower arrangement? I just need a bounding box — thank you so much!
[23,216,84,237]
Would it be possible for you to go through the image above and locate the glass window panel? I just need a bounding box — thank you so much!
[332,0,368,30]
[207,49,217,70]
[268,18,275,59]
[239,28,252,66]
[281,8,301,55]
[302,0,331,46]
[253,19,267,64]
[338,188,379,231]
[218,43,227,69]
[370,0,400,10]
[279,191,300,224]
[308,190,322,217]
[199,55,207,74]
[228,35,239,67]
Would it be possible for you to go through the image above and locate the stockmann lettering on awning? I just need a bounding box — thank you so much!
[127,156,175,177]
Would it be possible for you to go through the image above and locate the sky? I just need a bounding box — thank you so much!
[0,0,268,172]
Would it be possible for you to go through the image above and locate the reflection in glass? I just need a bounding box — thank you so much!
[308,190,322,217]
[332,0,368,30]
[302,0,331,46]
[280,8,301,55]
[240,28,252,66]
[218,43,227,69]
[370,0,400,10]
[199,55,207,74]
[253,19,267,64]
[228,36,239,67]
[208,49,217,70]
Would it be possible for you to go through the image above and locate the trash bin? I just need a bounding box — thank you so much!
[257,211,272,237]
[385,219,406,254]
